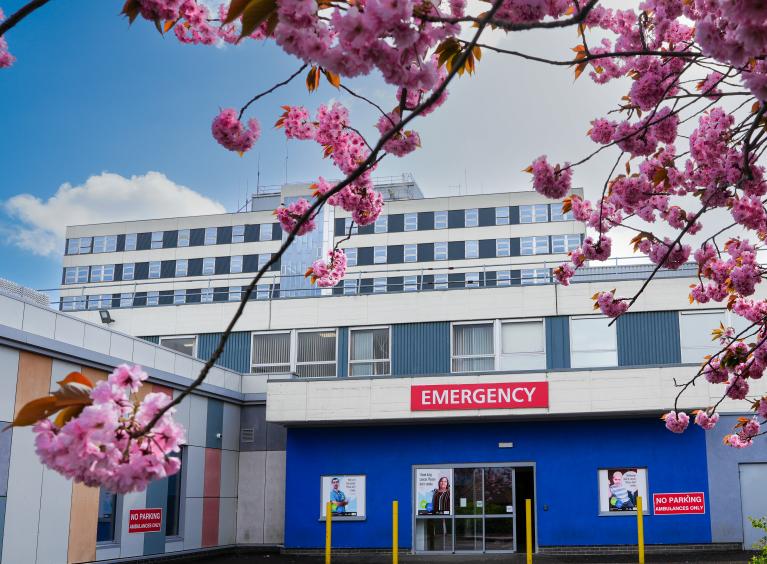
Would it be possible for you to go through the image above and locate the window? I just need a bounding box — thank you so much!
[520,236,549,255]
[78,237,93,254]
[343,278,358,295]
[175,259,188,277]
[96,490,118,543]
[349,328,390,376]
[123,263,135,281]
[374,246,387,264]
[452,323,494,372]
[373,278,387,293]
[178,229,190,247]
[520,204,548,223]
[404,275,419,292]
[125,233,137,251]
[434,273,448,290]
[550,203,574,221]
[551,234,581,254]
[230,255,243,274]
[496,238,511,257]
[90,264,115,283]
[88,294,111,310]
[160,336,196,356]
[495,207,510,225]
[465,272,480,288]
[201,288,213,303]
[374,215,388,233]
[434,242,448,261]
[93,236,117,253]
[173,289,186,305]
[229,286,242,301]
[521,268,549,285]
[232,224,245,243]
[204,227,217,245]
[404,244,418,263]
[119,293,133,308]
[570,316,618,368]
[202,257,215,275]
[257,254,270,271]
[434,211,448,229]
[345,248,357,267]
[252,330,337,377]
[165,451,183,536]
[500,320,545,370]
[66,239,79,255]
[151,231,164,249]
[343,217,359,235]
[259,223,273,241]
[256,284,271,300]
[148,261,161,278]
[496,270,511,286]
[147,291,160,306]
[465,208,479,227]
[61,296,85,311]
[64,266,89,285]
[404,213,418,231]
[679,310,750,364]
[465,240,479,259]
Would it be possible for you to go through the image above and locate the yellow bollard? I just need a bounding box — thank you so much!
[392,500,399,564]
[636,496,645,564]
[326,501,332,564]
[525,498,533,564]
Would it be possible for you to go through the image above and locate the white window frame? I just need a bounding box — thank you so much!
[465,240,479,259]
[147,291,160,306]
[374,246,387,264]
[90,264,115,283]
[344,217,359,235]
[148,261,161,279]
[404,213,418,231]
[78,237,93,254]
[434,273,448,290]
[173,289,186,305]
[550,203,574,221]
[343,278,358,295]
[495,207,510,225]
[345,248,358,267]
[204,227,217,245]
[373,277,387,293]
[496,270,511,286]
[520,204,549,224]
[119,293,133,308]
[151,231,164,249]
[465,208,479,227]
[404,244,418,263]
[551,234,581,254]
[499,318,546,371]
[520,236,549,256]
[257,254,270,271]
[450,321,496,373]
[451,319,548,373]
[434,242,448,261]
[496,238,511,257]
[679,310,751,364]
[67,239,79,255]
[465,272,481,288]
[569,315,618,369]
[175,259,188,277]
[201,287,213,303]
[125,233,137,251]
[403,275,419,292]
[521,268,550,285]
[230,255,243,274]
[348,326,391,377]
[123,263,135,281]
[229,286,243,301]
[177,229,190,247]
[159,335,197,357]
[93,235,117,254]
[434,211,448,230]
[374,215,388,234]
[202,257,215,276]
[251,329,338,377]
[259,223,273,241]
[232,224,245,243]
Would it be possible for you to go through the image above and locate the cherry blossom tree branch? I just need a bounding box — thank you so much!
[0,0,51,37]
[238,63,308,120]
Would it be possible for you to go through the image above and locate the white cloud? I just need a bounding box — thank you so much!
[3,172,226,257]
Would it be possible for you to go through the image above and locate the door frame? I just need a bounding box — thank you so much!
[411,462,537,555]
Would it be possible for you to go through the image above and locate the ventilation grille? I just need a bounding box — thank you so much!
[240,428,255,443]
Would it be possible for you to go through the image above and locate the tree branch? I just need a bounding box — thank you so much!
[0,0,51,37]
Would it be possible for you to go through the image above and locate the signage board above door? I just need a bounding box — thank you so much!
[411,381,548,411]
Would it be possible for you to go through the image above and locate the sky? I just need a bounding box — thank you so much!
[0,0,634,291]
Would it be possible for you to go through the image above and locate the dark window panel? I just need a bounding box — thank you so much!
[510,206,520,225]
[360,278,374,294]
[479,239,496,259]
[116,234,126,252]
[163,231,178,248]
[388,214,404,233]
[332,286,343,296]
[244,224,259,242]
[186,289,201,303]
[134,292,147,307]
[387,245,404,264]
[510,270,522,285]
[271,257,281,271]
[243,254,260,273]
[190,228,205,246]
[272,223,282,240]
[358,223,374,235]
[216,226,231,245]
[111,294,121,309]
[479,207,495,226]
[510,238,521,256]
[213,287,228,302]
[161,260,175,279]
[418,211,434,231]
[417,243,434,262]
[448,241,465,260]
[215,256,231,275]
[114,264,123,282]
[448,273,465,288]
[485,271,497,287]
[357,247,374,266]
[158,290,174,305]
[448,210,465,228]
[422,274,434,291]
[136,233,151,251]
[387,276,403,292]
[188,258,203,277]
[134,262,149,280]
[334,218,346,237]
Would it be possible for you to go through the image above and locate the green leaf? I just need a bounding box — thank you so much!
[225,0,251,23]
[240,0,277,39]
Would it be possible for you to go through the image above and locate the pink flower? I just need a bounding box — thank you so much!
[211,108,261,153]
[594,290,629,317]
[308,249,347,287]
[724,434,752,448]
[694,410,719,430]
[275,198,316,235]
[110,364,148,393]
[726,375,749,400]
[0,9,14,69]
[529,156,572,199]
[663,411,690,433]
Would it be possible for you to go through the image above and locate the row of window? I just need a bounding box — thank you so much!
[336,203,574,237]
[66,223,281,255]
[60,269,553,311]
[157,310,736,378]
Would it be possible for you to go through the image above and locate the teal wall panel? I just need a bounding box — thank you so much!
[617,311,681,366]
[196,332,251,373]
[391,322,451,375]
[545,316,570,370]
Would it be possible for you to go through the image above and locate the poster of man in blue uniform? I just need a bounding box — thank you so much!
[321,475,366,519]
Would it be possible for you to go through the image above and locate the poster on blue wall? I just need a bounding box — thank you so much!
[598,468,649,515]
[415,468,453,515]
[320,475,366,520]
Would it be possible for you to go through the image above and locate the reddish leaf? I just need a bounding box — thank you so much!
[240,0,277,39]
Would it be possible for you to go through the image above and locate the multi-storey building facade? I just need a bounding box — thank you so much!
[47,179,767,557]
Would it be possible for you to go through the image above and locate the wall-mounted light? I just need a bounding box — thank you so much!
[99,309,115,324]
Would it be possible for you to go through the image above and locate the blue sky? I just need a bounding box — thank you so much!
[0,0,627,292]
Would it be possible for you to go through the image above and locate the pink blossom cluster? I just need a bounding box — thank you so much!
[663,411,689,433]
[694,410,719,430]
[495,0,571,24]
[376,113,421,157]
[724,417,761,449]
[594,291,629,318]
[135,0,184,21]
[33,365,184,493]
[211,108,261,153]
[692,240,763,303]
[275,198,316,236]
[0,9,14,69]
[308,249,347,288]
[529,156,572,199]
[281,106,318,140]
[173,0,217,45]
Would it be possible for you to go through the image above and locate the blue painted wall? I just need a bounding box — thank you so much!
[617,312,681,366]
[284,419,710,549]
[392,322,451,375]
[196,331,251,373]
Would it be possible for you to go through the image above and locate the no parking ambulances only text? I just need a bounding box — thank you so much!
[410,382,549,411]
